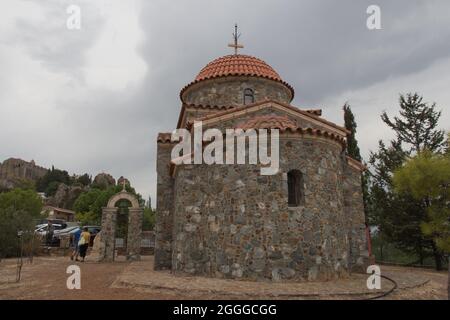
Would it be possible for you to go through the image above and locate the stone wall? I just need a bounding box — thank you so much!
[182,77,292,107]
[181,107,224,128]
[154,143,175,270]
[0,158,48,189]
[100,204,143,262]
[343,162,369,272]
[127,208,144,260]
[100,208,117,262]
[169,136,367,281]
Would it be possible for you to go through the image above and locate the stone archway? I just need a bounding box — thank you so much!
[107,192,140,209]
[99,190,143,262]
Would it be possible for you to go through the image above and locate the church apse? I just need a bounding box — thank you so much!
[154,28,369,280]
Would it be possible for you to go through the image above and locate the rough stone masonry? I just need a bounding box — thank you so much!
[155,54,369,281]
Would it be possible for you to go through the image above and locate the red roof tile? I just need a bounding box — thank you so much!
[346,156,367,171]
[306,109,322,116]
[177,104,323,129]
[168,126,347,176]
[176,103,236,129]
[180,54,294,101]
[186,99,350,135]
[236,115,346,146]
[236,115,297,131]
[196,55,282,82]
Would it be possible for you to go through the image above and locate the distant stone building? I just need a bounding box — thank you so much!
[155,53,369,281]
[42,205,76,222]
[0,158,48,181]
[0,158,48,189]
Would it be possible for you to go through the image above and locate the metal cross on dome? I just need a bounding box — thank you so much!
[228,24,244,55]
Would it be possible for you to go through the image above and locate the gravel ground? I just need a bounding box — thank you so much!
[0,255,447,300]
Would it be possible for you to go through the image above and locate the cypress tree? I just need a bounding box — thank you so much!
[343,103,369,223]
[343,103,362,161]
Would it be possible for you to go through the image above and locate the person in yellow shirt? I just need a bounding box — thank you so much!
[78,227,91,262]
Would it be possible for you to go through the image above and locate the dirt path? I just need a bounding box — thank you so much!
[0,256,177,300]
[377,265,448,300]
[0,256,447,300]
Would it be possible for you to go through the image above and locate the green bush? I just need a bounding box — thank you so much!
[0,189,43,258]
[73,185,145,226]
[143,208,156,231]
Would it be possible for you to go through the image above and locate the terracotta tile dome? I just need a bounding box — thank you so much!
[195,54,283,82]
[180,54,294,101]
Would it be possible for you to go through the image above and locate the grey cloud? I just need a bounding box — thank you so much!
[1,0,450,200]
[11,0,104,78]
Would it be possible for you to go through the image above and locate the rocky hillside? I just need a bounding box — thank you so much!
[0,158,121,210]
[45,183,87,209]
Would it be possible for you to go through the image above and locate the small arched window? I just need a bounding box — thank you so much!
[243,88,255,105]
[287,170,305,207]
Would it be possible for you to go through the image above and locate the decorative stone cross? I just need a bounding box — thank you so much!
[121,179,126,191]
[228,24,244,55]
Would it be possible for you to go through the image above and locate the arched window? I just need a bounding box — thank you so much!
[287,170,305,207]
[243,88,255,105]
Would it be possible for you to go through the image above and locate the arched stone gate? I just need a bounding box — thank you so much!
[100,190,143,261]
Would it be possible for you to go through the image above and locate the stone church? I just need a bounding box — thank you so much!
[155,50,369,281]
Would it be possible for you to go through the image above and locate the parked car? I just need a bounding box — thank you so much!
[34,224,65,236]
[52,226,80,247]
[34,224,65,246]
[54,226,79,235]
[35,219,67,228]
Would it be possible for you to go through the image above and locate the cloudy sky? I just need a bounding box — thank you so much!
[1,0,449,201]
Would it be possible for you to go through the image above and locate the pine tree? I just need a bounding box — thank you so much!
[369,93,446,269]
[393,151,450,297]
[381,93,445,153]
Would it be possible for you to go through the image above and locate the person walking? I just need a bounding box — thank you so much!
[70,227,82,261]
[78,227,91,262]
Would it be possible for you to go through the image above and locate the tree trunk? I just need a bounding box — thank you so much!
[432,243,443,271]
[419,247,424,266]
